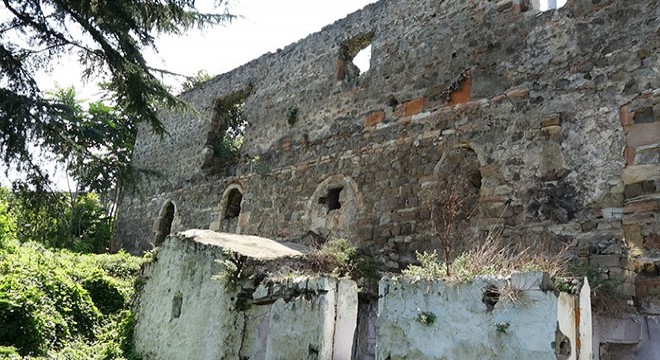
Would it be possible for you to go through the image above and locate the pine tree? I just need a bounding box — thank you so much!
[0,0,233,190]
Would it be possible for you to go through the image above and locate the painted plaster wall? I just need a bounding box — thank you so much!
[134,232,595,359]
[134,231,357,360]
[376,274,592,360]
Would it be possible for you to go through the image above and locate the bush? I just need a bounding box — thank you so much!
[0,246,101,356]
[82,271,126,314]
[0,188,17,247]
[0,243,144,358]
[5,189,112,253]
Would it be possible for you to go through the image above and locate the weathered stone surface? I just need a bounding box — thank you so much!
[113,0,660,321]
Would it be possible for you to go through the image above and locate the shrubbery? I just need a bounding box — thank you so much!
[0,241,143,358]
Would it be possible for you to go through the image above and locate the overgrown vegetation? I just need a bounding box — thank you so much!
[1,188,112,253]
[203,88,253,171]
[181,70,213,92]
[307,238,382,281]
[403,232,569,283]
[0,240,144,359]
[564,262,629,316]
[0,187,145,359]
[1,0,234,193]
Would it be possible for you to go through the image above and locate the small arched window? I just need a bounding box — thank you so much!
[155,201,175,246]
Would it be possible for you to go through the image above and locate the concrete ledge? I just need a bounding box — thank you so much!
[178,229,307,259]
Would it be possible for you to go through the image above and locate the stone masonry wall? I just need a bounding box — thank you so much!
[116,0,660,306]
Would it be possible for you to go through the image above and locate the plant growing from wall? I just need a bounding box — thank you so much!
[415,310,437,326]
[494,321,510,333]
[429,181,478,277]
[307,238,383,282]
[286,106,299,126]
[250,155,271,179]
[204,86,253,171]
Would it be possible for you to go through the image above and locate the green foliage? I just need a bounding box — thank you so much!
[0,188,17,247]
[322,238,357,266]
[568,262,616,294]
[494,321,510,333]
[402,251,447,278]
[1,1,234,191]
[0,246,102,356]
[181,70,213,91]
[0,243,144,358]
[404,236,569,283]
[213,136,243,166]
[286,106,299,125]
[82,272,126,314]
[5,189,112,253]
[415,310,437,326]
[205,88,252,170]
[44,87,140,197]
[308,238,382,280]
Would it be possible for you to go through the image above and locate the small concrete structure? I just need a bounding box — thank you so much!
[376,273,592,360]
[134,230,357,360]
[134,231,594,359]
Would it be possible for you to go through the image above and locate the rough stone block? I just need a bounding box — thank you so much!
[506,87,529,98]
[622,164,660,185]
[636,277,660,298]
[365,110,386,127]
[624,199,660,214]
[252,284,270,300]
[596,315,642,344]
[633,107,655,124]
[590,254,621,267]
[624,224,644,248]
[620,105,633,127]
[401,98,426,117]
[626,122,660,147]
[645,233,660,249]
[624,146,636,166]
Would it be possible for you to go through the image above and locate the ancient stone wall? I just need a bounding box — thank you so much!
[116,0,660,308]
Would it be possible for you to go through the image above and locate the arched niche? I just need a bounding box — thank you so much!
[432,142,485,193]
[217,183,244,233]
[305,175,363,239]
[419,143,485,244]
[153,200,176,246]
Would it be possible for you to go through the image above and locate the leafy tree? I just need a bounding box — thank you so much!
[0,188,17,246]
[1,187,112,253]
[0,0,234,190]
[43,86,140,212]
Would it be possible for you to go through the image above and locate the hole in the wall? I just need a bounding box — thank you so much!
[532,0,567,11]
[171,291,183,320]
[553,325,572,360]
[353,44,372,74]
[633,107,655,124]
[224,188,243,219]
[155,201,175,246]
[204,86,253,170]
[337,32,374,82]
[325,187,343,212]
[482,285,500,311]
